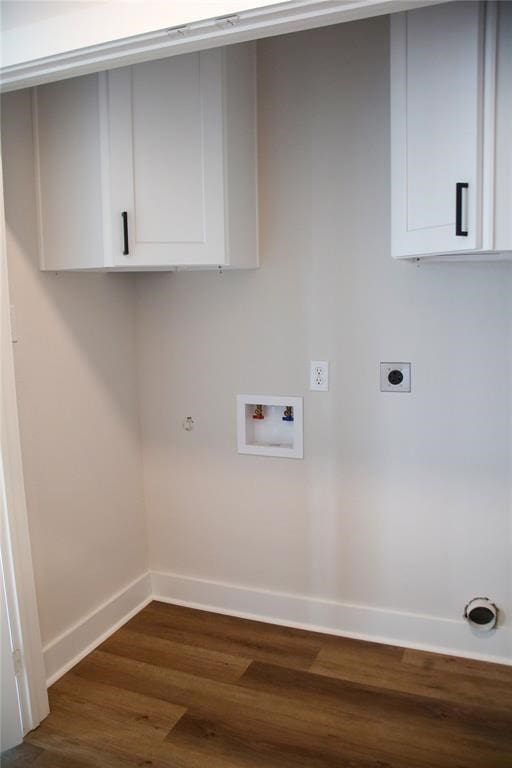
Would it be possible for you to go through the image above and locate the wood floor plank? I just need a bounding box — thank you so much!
[27,698,181,768]
[99,625,251,683]
[316,634,405,661]
[71,648,297,717]
[311,641,512,713]
[10,602,512,768]
[128,601,322,671]
[51,671,186,734]
[237,660,512,765]
[27,727,167,768]
[166,707,403,768]
[48,688,185,739]
[72,649,467,768]
[33,748,101,768]
[402,647,512,683]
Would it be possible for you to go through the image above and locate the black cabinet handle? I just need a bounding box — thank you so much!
[455,182,468,237]
[122,211,129,255]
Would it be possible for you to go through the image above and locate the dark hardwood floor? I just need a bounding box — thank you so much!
[4,601,512,767]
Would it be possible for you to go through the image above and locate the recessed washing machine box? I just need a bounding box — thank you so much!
[236,395,303,459]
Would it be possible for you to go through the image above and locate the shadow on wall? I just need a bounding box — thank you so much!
[2,88,148,646]
[3,87,140,434]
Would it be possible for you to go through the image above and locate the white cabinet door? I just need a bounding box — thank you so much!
[108,50,226,268]
[391,2,485,258]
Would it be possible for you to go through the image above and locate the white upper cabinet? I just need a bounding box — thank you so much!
[391,1,512,260]
[33,44,258,271]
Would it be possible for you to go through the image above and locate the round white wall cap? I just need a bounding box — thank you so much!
[464,597,498,632]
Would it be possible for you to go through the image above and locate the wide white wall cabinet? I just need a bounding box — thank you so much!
[33,45,258,271]
[391,1,512,261]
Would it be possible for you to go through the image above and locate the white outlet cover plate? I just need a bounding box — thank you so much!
[310,361,329,391]
[380,362,411,392]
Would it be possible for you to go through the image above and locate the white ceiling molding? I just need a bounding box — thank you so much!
[0,0,447,92]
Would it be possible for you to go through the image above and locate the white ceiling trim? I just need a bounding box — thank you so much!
[0,0,446,92]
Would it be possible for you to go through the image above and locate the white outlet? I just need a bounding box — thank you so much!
[310,361,329,391]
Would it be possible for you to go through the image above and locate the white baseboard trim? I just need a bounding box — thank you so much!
[43,572,152,686]
[41,568,511,687]
[151,570,512,666]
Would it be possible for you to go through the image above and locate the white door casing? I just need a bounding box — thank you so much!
[0,150,49,740]
[0,539,23,753]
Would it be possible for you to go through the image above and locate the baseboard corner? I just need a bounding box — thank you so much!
[43,571,152,686]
